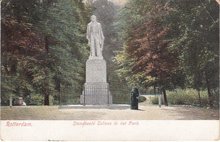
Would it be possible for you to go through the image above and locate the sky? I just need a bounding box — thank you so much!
[83,0,127,6]
[109,0,127,6]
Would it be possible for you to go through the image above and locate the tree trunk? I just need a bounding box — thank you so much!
[45,36,49,53]
[197,89,201,107]
[205,71,213,107]
[58,82,61,105]
[162,88,168,106]
[44,36,50,106]
[153,85,156,95]
[44,91,49,105]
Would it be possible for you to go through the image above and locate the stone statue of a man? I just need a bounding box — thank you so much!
[86,15,105,59]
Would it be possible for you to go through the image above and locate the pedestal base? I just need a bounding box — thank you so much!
[80,58,112,105]
[80,82,112,105]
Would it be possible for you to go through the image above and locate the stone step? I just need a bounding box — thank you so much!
[58,104,130,109]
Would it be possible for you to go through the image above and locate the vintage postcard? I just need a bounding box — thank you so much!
[1,0,219,141]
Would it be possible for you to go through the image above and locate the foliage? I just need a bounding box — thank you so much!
[27,94,44,105]
[45,0,90,104]
[1,0,218,107]
[167,89,208,106]
[164,0,219,107]
[1,0,90,105]
[150,89,211,107]
[114,0,219,107]
[114,0,180,105]
[138,96,146,103]
[150,96,159,105]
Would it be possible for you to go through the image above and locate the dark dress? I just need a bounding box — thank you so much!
[131,88,139,110]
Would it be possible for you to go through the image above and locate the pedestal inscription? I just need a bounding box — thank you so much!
[86,59,106,83]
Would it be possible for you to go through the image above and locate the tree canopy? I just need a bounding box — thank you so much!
[1,0,90,105]
[114,0,219,107]
[1,0,219,107]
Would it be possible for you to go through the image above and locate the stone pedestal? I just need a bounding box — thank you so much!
[80,58,112,105]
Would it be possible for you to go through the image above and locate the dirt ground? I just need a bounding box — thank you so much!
[1,102,219,120]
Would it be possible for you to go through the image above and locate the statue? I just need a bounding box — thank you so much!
[80,15,113,105]
[86,15,105,59]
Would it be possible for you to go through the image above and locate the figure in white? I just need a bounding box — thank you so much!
[86,15,105,59]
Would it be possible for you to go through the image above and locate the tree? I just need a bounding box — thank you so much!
[41,0,90,105]
[115,0,218,107]
[164,0,219,107]
[1,0,90,105]
[1,0,50,105]
[115,0,181,105]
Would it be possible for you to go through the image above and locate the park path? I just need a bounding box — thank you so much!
[59,98,218,120]
[1,100,218,120]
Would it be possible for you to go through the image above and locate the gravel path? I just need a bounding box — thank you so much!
[1,102,218,120]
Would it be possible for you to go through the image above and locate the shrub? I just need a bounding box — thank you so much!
[167,89,208,106]
[113,94,130,104]
[28,94,44,105]
[150,96,159,104]
[149,89,210,107]
[138,96,146,102]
